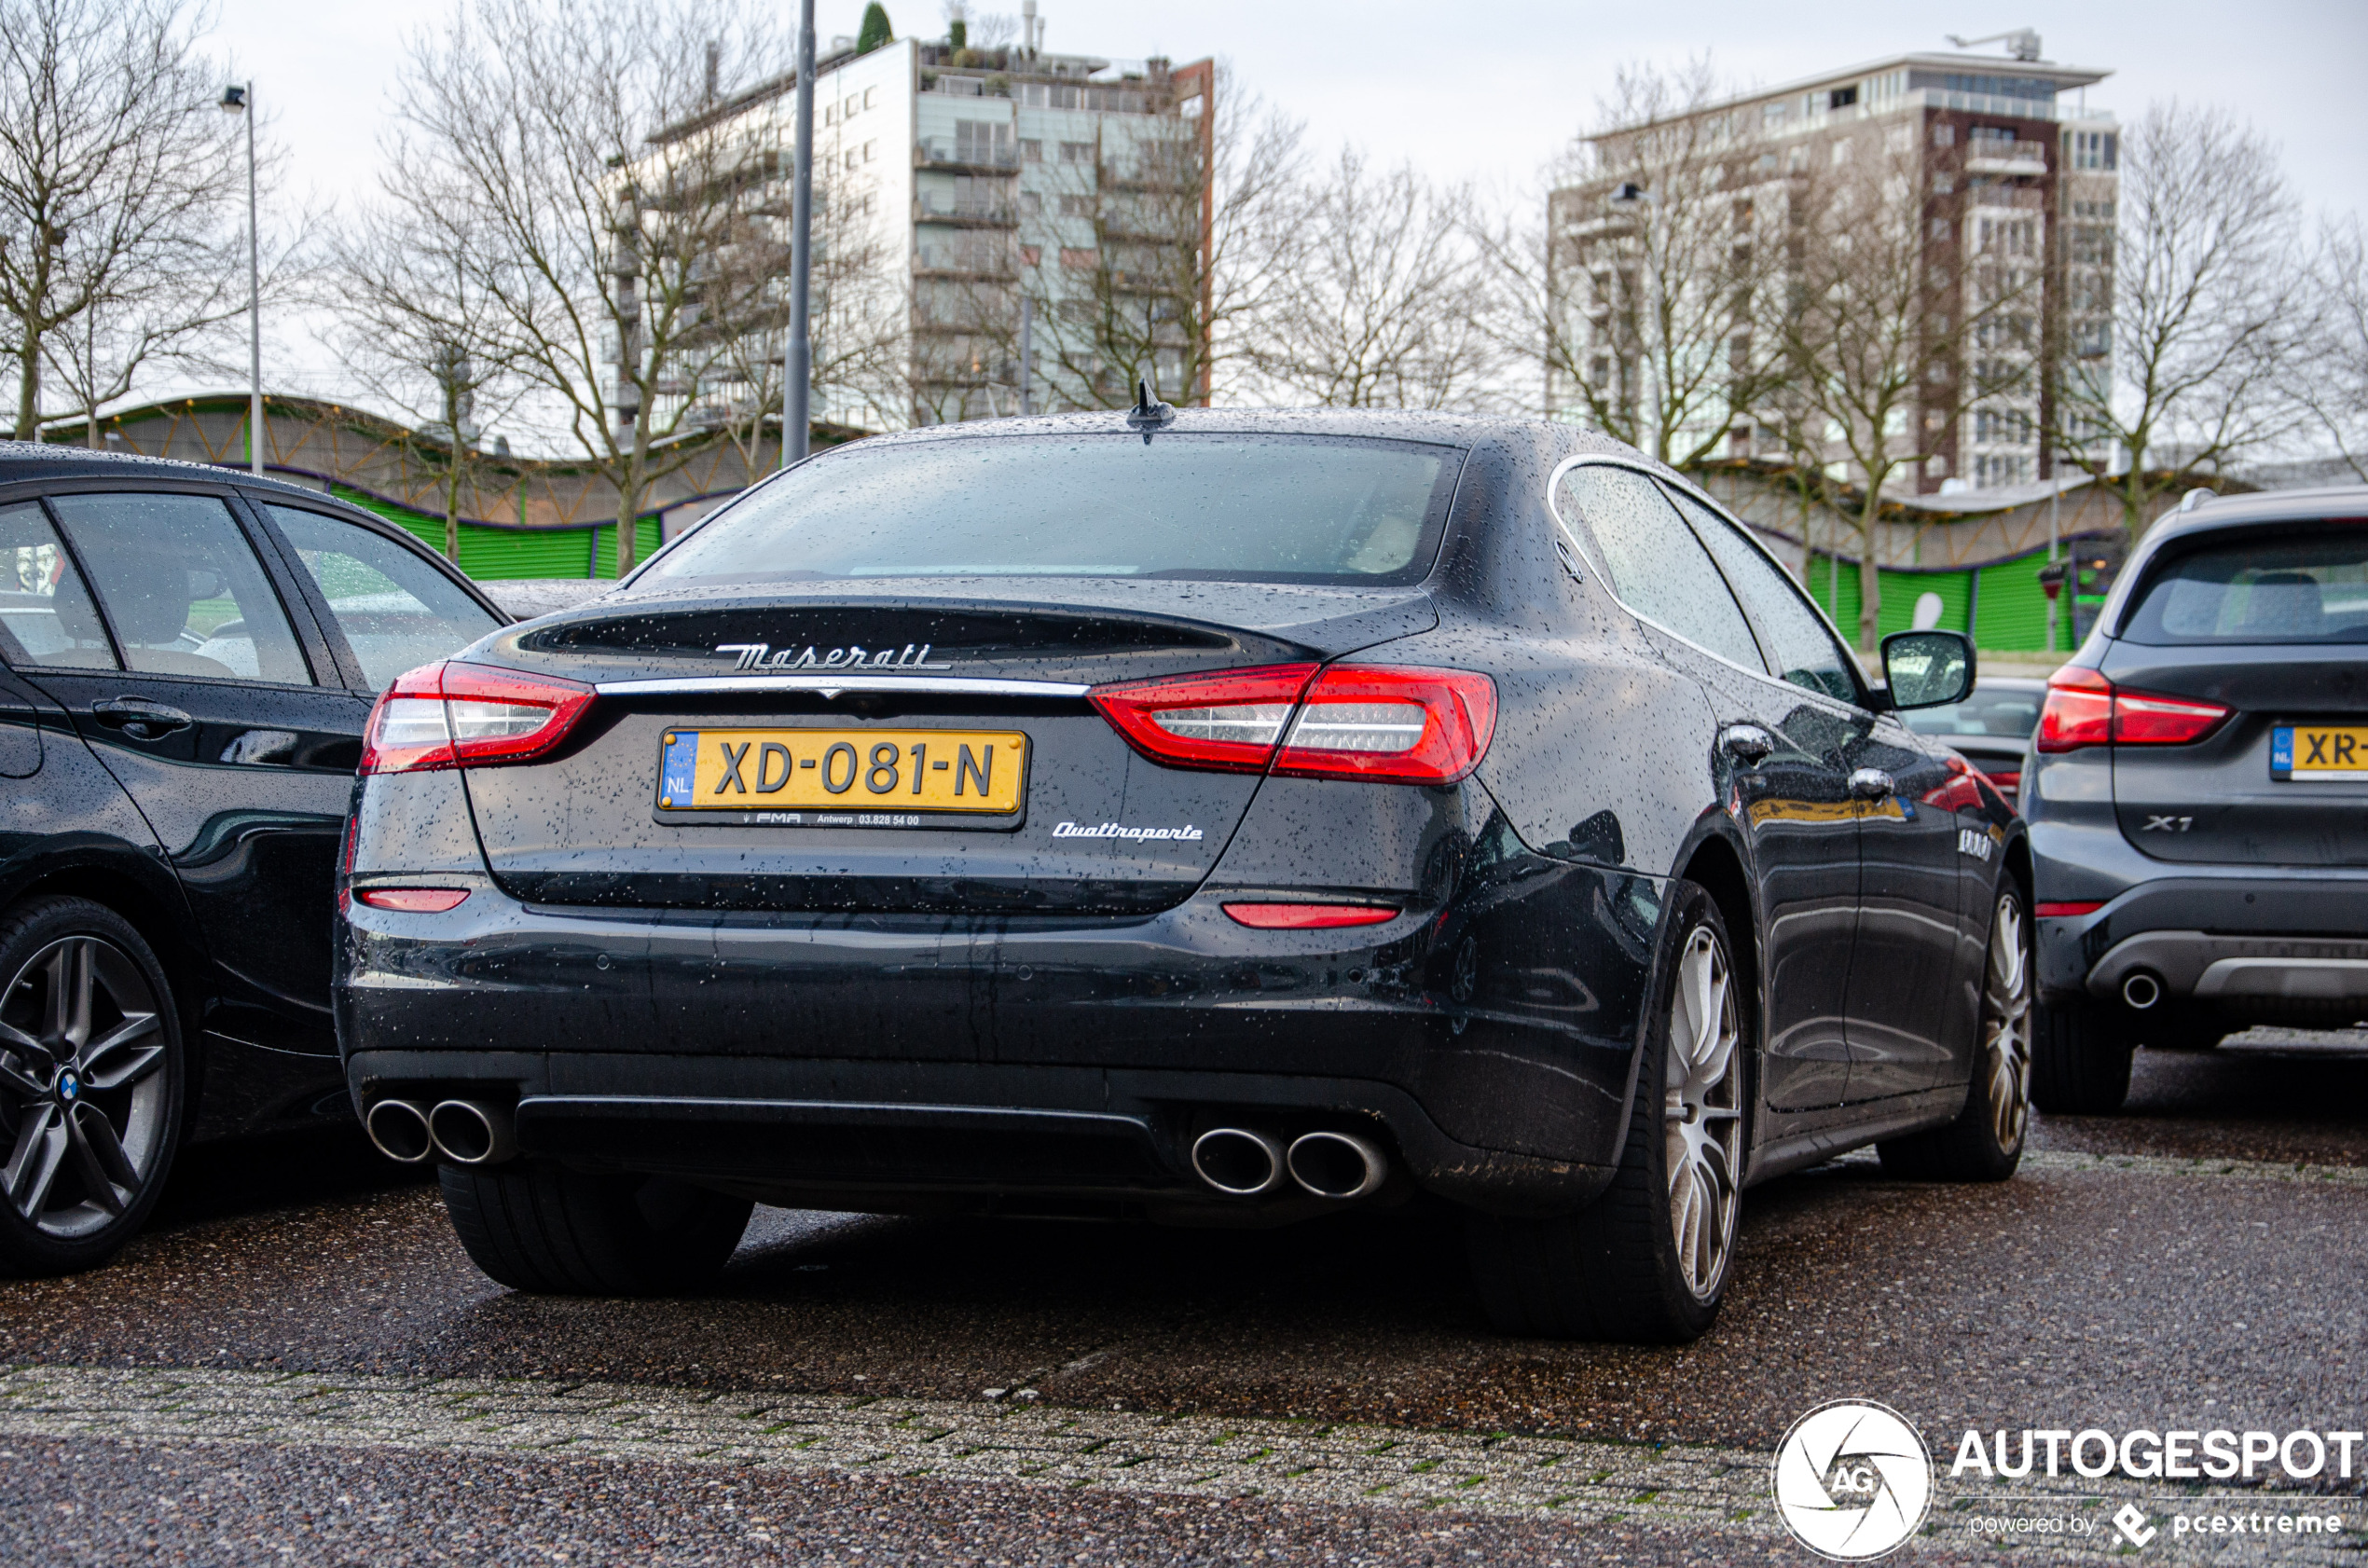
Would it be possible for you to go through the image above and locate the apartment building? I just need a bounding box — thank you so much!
[634,14,1212,434]
[1548,41,2117,494]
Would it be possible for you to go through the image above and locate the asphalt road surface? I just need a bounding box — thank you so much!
[3,1030,2364,1565]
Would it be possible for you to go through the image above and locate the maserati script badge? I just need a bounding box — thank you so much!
[715,642,954,671]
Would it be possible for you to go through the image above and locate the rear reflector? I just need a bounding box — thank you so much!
[361,661,595,775]
[1092,663,1495,785]
[2034,901,2104,918]
[1222,902,1399,929]
[354,887,471,913]
[2036,665,2230,752]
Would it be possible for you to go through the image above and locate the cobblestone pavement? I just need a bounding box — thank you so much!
[0,1039,2362,1563]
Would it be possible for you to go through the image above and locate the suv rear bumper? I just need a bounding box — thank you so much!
[2036,874,2368,1015]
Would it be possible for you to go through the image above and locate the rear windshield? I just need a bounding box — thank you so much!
[1901,684,2043,739]
[2123,530,2368,645]
[642,433,1464,588]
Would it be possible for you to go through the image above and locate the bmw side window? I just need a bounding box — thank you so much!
[1553,464,1766,672]
[0,500,118,668]
[48,493,313,685]
[1661,487,1863,708]
[265,506,501,691]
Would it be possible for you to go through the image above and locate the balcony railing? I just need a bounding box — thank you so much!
[1965,140,2051,176]
[915,193,1019,226]
[917,136,1020,172]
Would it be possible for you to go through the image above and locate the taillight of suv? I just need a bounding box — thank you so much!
[2035,666,2230,753]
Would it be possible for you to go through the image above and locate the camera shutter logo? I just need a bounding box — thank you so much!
[1771,1400,1933,1560]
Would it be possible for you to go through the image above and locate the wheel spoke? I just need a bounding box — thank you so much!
[0,1050,45,1099]
[6,1103,68,1219]
[46,941,94,1055]
[65,1107,131,1216]
[78,1012,162,1089]
[0,1016,44,1058]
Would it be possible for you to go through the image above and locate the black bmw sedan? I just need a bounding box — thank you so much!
[337,409,2029,1341]
[0,443,503,1274]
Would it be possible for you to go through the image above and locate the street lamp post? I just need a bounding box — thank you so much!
[220,83,262,477]
[780,0,815,468]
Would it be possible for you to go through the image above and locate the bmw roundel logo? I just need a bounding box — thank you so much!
[54,1069,81,1103]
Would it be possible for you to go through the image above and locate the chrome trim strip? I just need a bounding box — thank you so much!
[591,673,1094,698]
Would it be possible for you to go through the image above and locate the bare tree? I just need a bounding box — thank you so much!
[1483,59,1785,460]
[384,0,792,575]
[2293,215,2368,482]
[1246,149,1501,410]
[326,202,524,559]
[2061,102,2309,536]
[0,0,250,440]
[1780,131,2038,646]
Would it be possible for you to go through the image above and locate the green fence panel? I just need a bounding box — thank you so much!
[1974,557,2058,653]
[588,517,662,579]
[1810,550,2068,653]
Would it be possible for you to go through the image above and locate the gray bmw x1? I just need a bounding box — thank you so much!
[2025,485,2368,1111]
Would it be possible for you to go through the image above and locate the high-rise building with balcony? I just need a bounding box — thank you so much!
[1548,41,2117,494]
[638,16,1212,435]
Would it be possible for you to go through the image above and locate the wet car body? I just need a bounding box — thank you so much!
[337,411,2024,1233]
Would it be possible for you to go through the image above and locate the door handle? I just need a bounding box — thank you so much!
[1718,725,1775,765]
[90,696,193,740]
[1848,767,1895,800]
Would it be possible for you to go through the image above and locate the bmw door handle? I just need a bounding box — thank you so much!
[1848,767,1895,800]
[90,696,193,740]
[1718,725,1775,765]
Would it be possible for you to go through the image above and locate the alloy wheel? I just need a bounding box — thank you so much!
[1982,895,2032,1153]
[0,935,171,1238]
[1663,924,1743,1301]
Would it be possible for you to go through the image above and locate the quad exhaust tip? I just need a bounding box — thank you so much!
[2122,970,2163,1010]
[365,1099,434,1164]
[1287,1130,1387,1200]
[428,1100,518,1166]
[1191,1127,1285,1195]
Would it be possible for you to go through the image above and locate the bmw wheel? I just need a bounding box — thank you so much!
[0,896,185,1276]
[1465,881,1745,1342]
[1879,886,2031,1181]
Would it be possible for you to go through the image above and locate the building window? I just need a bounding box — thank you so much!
[1932,217,1951,240]
[1059,140,1093,163]
[1828,84,1858,109]
[1020,138,1041,162]
[1932,122,1955,148]
[1020,244,1040,267]
[1057,194,1093,217]
[863,139,876,163]
[1787,144,1808,172]
[1059,247,1097,269]
[2072,130,2118,171]
[1934,174,1954,194]
[1831,140,1852,166]
[845,149,858,170]
[864,87,877,108]
[1019,190,1039,215]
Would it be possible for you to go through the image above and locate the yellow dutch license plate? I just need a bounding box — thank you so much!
[2272,724,2368,781]
[656,728,1027,817]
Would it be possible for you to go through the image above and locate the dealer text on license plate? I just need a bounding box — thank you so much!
[657,728,1026,817]
[2271,725,2368,781]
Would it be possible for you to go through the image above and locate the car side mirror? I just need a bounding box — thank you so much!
[1879,629,1975,710]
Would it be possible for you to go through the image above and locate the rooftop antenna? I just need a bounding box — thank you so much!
[1126,377,1174,433]
[1945,28,2043,62]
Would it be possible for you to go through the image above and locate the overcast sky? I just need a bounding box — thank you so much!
[208,0,2364,406]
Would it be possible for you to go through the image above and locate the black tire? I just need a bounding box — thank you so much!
[2030,1000,2133,1114]
[1879,885,2031,1182]
[439,1162,753,1295]
[2134,1017,2223,1052]
[0,895,186,1277]
[1465,881,1744,1343]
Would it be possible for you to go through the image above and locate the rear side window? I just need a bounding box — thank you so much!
[1661,487,1862,706]
[48,493,313,684]
[0,501,117,668]
[2123,530,2368,645]
[1553,464,1766,672]
[645,434,1462,587]
[267,506,501,691]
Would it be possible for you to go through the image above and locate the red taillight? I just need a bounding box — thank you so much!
[359,661,595,776]
[355,887,471,913]
[1091,663,1495,786]
[2035,666,2113,752]
[1222,902,1399,929]
[2035,667,2229,753]
[1089,663,1319,773]
[2035,901,2104,918]
[1275,666,1497,784]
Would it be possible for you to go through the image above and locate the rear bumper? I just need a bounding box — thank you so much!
[2035,873,2368,1014]
[335,866,1659,1217]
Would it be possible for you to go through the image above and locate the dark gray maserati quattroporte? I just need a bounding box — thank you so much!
[337,408,2029,1341]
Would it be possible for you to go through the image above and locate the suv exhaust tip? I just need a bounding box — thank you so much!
[428,1100,518,1165]
[2122,970,2164,1010]
[364,1099,434,1163]
[1286,1130,1387,1200]
[1191,1128,1285,1195]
